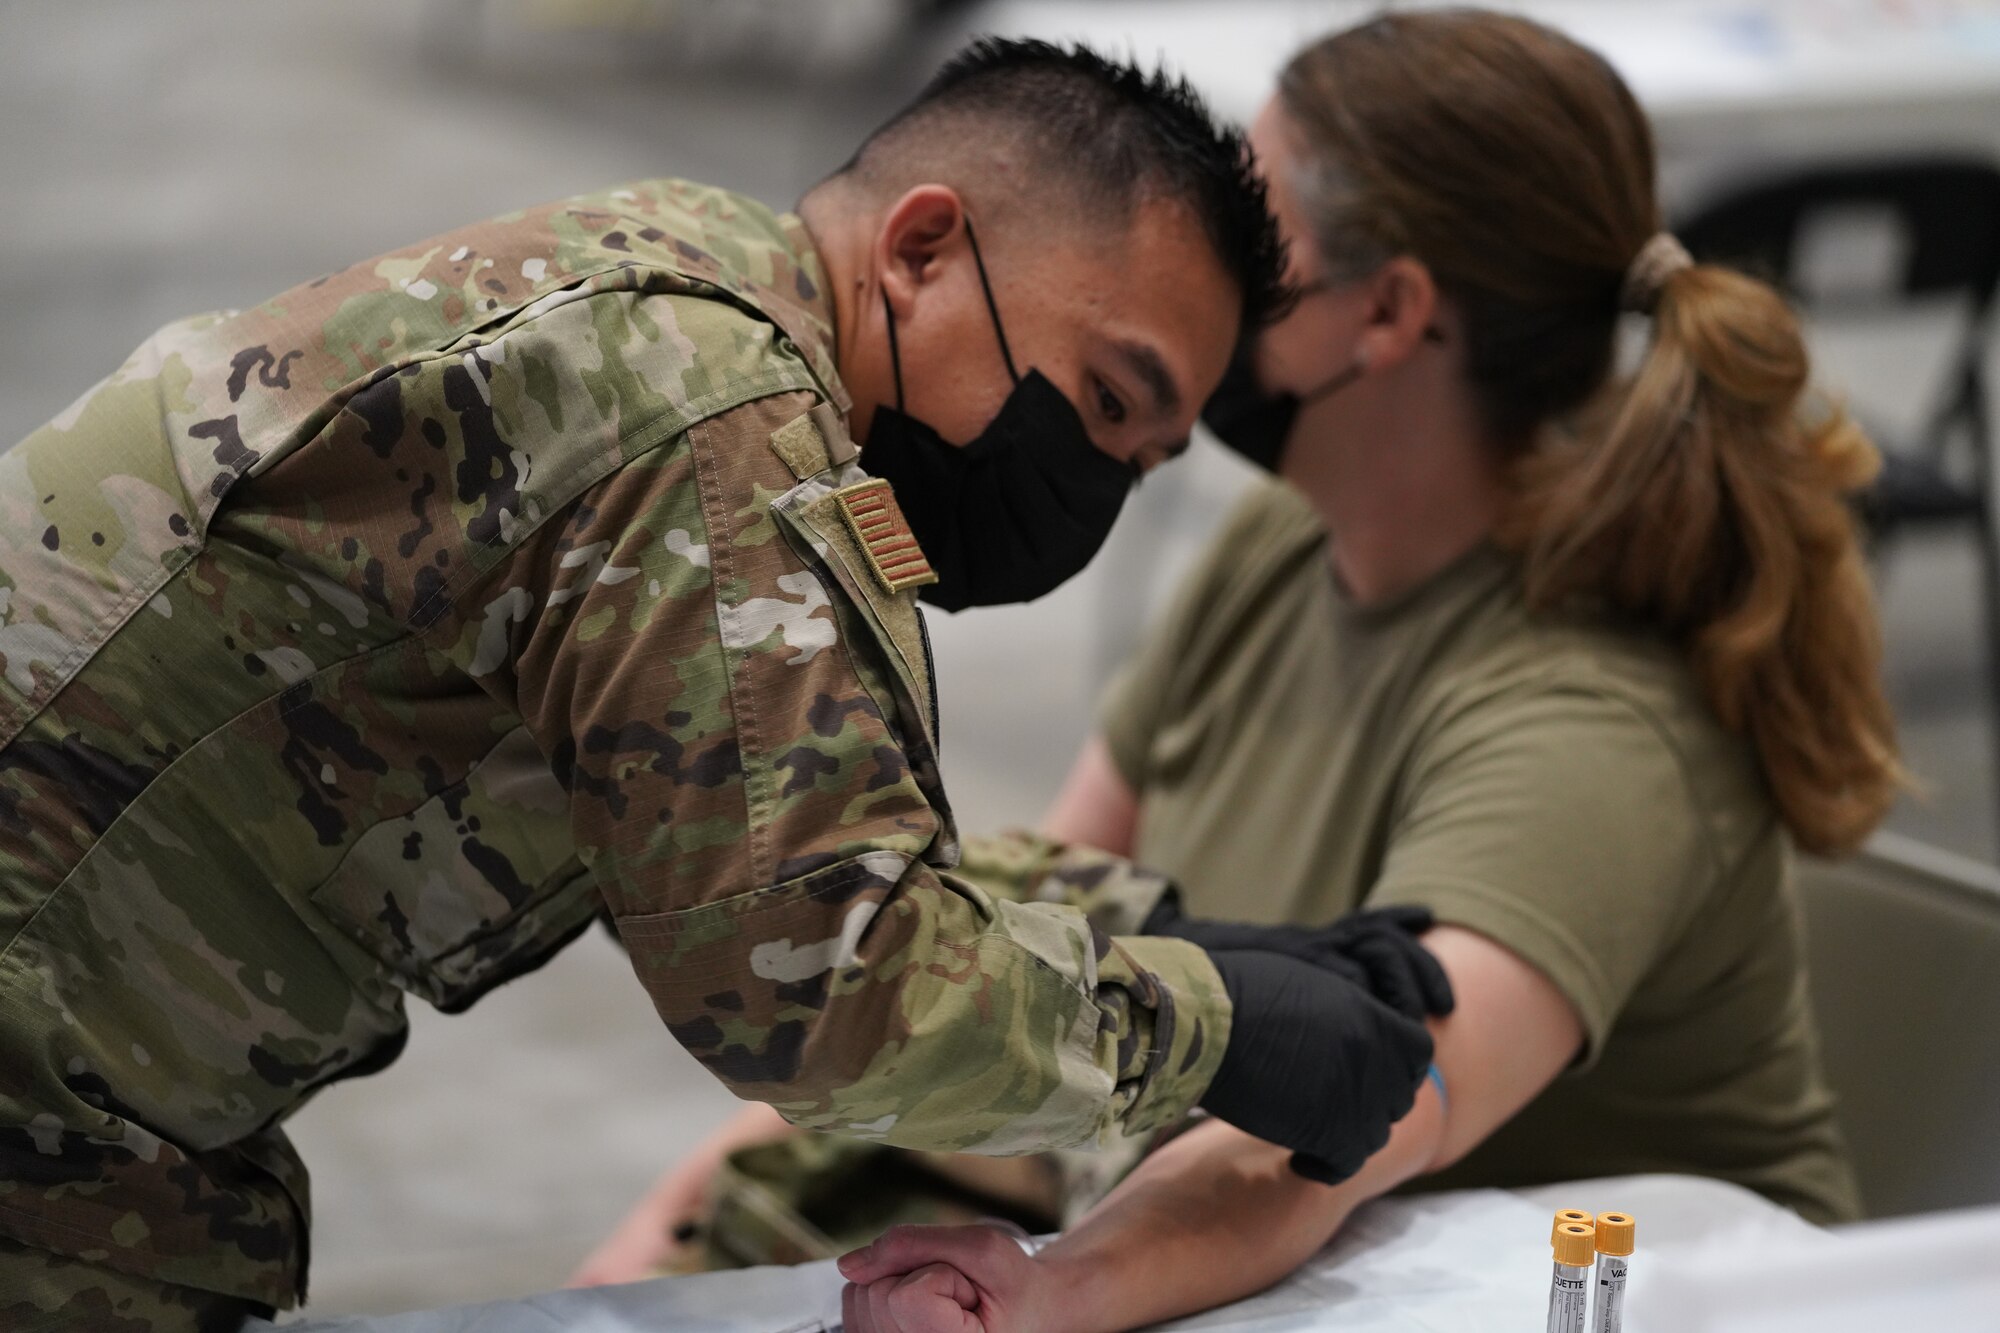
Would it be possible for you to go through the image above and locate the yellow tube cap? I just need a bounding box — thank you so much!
[1594,1212,1636,1257]
[1551,1209,1592,1242]
[1553,1222,1596,1268]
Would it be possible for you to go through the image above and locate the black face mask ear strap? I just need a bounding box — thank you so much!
[881,289,906,413]
[962,218,1020,386]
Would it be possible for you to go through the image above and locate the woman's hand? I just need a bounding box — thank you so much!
[838,1224,1062,1333]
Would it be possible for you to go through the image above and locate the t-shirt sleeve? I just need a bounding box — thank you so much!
[1367,683,1720,1065]
[1098,481,1295,790]
[1096,551,1219,792]
[1098,628,1180,793]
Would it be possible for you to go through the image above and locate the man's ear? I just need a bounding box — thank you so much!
[1354,255,1439,372]
[875,185,968,322]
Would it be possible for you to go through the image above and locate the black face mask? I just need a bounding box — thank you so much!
[1200,339,1364,474]
[861,221,1138,612]
[1203,303,1447,473]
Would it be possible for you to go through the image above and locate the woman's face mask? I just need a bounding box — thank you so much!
[1200,284,1444,473]
[861,220,1140,612]
[1201,328,1367,473]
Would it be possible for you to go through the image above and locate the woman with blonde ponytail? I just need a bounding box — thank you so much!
[835,11,1900,1331]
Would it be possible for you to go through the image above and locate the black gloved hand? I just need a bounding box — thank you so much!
[1144,898,1454,1022]
[1198,947,1436,1186]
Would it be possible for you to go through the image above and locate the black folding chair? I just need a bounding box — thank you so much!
[1676,159,2000,825]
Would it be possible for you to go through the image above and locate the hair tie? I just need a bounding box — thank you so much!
[1620,232,1694,315]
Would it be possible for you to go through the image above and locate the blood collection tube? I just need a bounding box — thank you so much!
[1591,1212,1635,1333]
[1552,1208,1591,1239]
[1547,1221,1595,1333]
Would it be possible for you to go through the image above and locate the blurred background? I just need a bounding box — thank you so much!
[4,0,1998,1318]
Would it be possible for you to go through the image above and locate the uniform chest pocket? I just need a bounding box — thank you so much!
[308,724,600,1010]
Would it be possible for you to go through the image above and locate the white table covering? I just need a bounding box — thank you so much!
[261,1173,1814,1332]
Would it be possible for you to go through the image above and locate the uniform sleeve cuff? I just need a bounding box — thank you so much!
[1097,934,1232,1141]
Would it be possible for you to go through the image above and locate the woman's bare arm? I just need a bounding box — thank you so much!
[568,1101,797,1286]
[840,925,1584,1332]
[1041,735,1140,856]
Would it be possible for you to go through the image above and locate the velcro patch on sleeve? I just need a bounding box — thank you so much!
[834,479,938,594]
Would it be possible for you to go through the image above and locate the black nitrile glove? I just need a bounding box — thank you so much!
[1144,898,1454,1022]
[1198,947,1436,1186]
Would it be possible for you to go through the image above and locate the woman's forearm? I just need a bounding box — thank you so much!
[642,1100,799,1212]
[1034,1085,1447,1333]
[570,1101,800,1286]
[832,930,1582,1330]
[1022,927,1581,1332]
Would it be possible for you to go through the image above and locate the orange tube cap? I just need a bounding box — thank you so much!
[1594,1212,1636,1257]
[1553,1222,1596,1268]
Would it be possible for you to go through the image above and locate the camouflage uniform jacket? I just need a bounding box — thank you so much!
[0,180,1229,1308]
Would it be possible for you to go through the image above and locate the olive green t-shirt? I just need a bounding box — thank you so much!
[1101,480,1861,1224]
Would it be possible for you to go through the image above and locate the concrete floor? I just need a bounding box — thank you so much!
[2,2,1994,1318]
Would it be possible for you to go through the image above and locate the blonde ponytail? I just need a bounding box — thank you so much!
[1506,264,1900,854]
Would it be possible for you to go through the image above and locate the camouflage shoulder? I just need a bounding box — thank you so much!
[556,178,844,412]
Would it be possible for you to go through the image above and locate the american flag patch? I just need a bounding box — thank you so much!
[834,479,938,594]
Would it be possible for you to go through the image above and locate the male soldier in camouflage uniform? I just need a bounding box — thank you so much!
[0,40,1445,1330]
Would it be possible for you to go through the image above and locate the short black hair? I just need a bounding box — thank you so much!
[839,37,1292,329]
